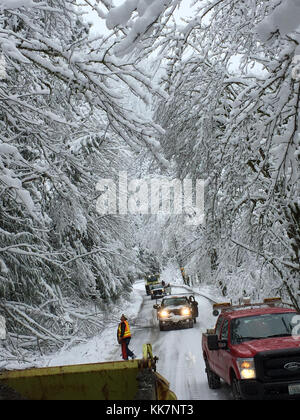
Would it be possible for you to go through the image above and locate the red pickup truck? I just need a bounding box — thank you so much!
[202,298,300,400]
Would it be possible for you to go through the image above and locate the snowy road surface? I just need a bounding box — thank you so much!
[108,281,231,400]
[43,279,231,400]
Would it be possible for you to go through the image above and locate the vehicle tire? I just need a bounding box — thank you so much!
[231,375,244,400]
[189,319,194,328]
[159,322,164,331]
[194,318,196,324]
[205,360,221,389]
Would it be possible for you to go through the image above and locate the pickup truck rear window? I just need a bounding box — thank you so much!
[231,312,297,344]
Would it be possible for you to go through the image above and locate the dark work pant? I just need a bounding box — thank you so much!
[121,337,134,360]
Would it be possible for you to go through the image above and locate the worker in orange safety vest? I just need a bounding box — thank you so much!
[117,314,136,360]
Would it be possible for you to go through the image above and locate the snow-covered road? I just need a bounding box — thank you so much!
[108,281,231,400]
[41,279,232,400]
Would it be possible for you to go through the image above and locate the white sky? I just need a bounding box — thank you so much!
[84,0,194,35]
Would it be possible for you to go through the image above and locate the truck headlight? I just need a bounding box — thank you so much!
[237,358,256,380]
[181,307,191,316]
[159,310,169,318]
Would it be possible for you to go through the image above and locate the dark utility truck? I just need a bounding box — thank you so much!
[202,298,300,400]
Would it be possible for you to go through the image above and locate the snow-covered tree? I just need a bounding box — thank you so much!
[149,0,300,307]
[0,0,164,355]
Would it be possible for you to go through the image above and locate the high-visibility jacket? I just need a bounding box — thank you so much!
[118,320,131,340]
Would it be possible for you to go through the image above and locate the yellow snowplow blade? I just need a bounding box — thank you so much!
[0,344,176,400]
[155,372,177,401]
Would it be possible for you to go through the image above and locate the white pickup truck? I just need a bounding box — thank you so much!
[153,295,199,331]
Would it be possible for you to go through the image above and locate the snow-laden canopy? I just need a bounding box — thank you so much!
[0,0,299,365]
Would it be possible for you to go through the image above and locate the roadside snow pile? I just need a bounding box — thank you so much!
[0,284,143,370]
[39,286,143,366]
[40,284,144,368]
[195,284,224,303]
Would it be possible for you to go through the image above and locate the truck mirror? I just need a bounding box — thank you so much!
[153,304,159,310]
[213,309,219,317]
[207,334,219,351]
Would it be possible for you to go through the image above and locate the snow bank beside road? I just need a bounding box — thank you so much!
[43,284,144,367]
[1,284,144,371]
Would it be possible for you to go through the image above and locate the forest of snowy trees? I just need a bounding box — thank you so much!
[0,0,299,357]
